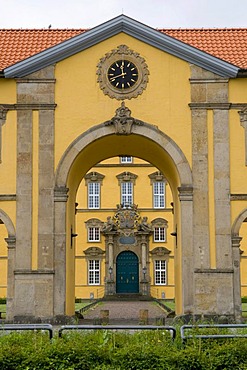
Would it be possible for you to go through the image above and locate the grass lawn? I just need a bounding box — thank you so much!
[159,300,175,311]
[0,304,6,319]
[242,302,247,317]
[75,300,95,311]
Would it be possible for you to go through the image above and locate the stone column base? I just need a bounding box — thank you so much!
[12,270,54,320]
[194,269,234,316]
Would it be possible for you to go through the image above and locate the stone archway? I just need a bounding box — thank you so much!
[0,209,16,319]
[54,105,193,317]
[232,208,247,319]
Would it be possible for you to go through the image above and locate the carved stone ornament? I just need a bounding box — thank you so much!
[150,247,171,257]
[0,105,8,122]
[102,204,152,238]
[84,247,105,257]
[97,44,149,100]
[104,102,144,135]
[239,107,247,124]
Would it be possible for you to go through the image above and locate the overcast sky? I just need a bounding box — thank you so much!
[0,0,246,29]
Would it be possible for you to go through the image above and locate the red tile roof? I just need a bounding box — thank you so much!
[0,28,246,71]
[161,28,247,70]
[0,29,86,71]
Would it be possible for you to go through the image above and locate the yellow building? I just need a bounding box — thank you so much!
[0,15,247,321]
[75,156,175,300]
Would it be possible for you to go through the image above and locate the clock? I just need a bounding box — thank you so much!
[107,60,138,90]
[97,45,149,100]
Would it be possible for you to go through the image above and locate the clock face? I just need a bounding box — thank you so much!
[107,60,138,90]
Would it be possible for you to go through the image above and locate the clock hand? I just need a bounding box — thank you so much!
[109,72,126,81]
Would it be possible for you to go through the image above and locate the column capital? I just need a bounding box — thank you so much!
[231,235,242,249]
[178,186,193,201]
[54,186,69,202]
[5,236,16,249]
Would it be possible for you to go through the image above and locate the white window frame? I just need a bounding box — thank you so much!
[120,156,133,163]
[88,182,100,209]
[88,226,100,242]
[154,226,166,242]
[88,259,100,285]
[121,181,133,206]
[154,260,166,285]
[153,181,165,208]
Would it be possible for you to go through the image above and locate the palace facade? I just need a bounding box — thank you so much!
[0,16,247,321]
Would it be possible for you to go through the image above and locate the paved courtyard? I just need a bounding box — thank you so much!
[81,301,168,325]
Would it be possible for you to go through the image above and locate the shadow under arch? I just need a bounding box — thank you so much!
[54,120,194,316]
[0,209,16,320]
[231,208,247,319]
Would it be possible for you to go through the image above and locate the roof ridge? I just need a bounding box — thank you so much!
[159,28,247,31]
[0,28,87,31]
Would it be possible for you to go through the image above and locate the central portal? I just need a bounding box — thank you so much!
[102,204,153,296]
[116,251,139,293]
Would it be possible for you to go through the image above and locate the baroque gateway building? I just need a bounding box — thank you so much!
[0,15,247,321]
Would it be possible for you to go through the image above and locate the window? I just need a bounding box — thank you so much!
[153,182,165,208]
[117,172,137,207]
[121,182,133,206]
[149,172,166,209]
[85,172,104,209]
[88,182,100,209]
[120,156,132,163]
[154,226,166,242]
[155,260,166,285]
[88,260,100,285]
[88,227,100,242]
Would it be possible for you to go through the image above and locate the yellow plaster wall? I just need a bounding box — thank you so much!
[229,78,247,103]
[54,33,192,171]
[0,79,16,103]
[0,110,17,194]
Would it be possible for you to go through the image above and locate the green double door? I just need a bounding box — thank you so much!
[116,251,139,294]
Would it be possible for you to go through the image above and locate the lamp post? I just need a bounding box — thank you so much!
[143,266,147,281]
[109,266,113,281]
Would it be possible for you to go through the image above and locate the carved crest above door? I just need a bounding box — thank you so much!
[101,204,152,236]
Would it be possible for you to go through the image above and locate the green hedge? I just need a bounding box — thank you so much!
[0,330,246,369]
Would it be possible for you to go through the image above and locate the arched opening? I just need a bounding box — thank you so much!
[54,118,193,317]
[0,220,8,299]
[0,209,16,320]
[74,156,175,302]
[232,209,247,318]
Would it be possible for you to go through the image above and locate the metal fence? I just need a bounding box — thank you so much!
[0,324,53,339]
[0,323,247,344]
[181,324,247,344]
